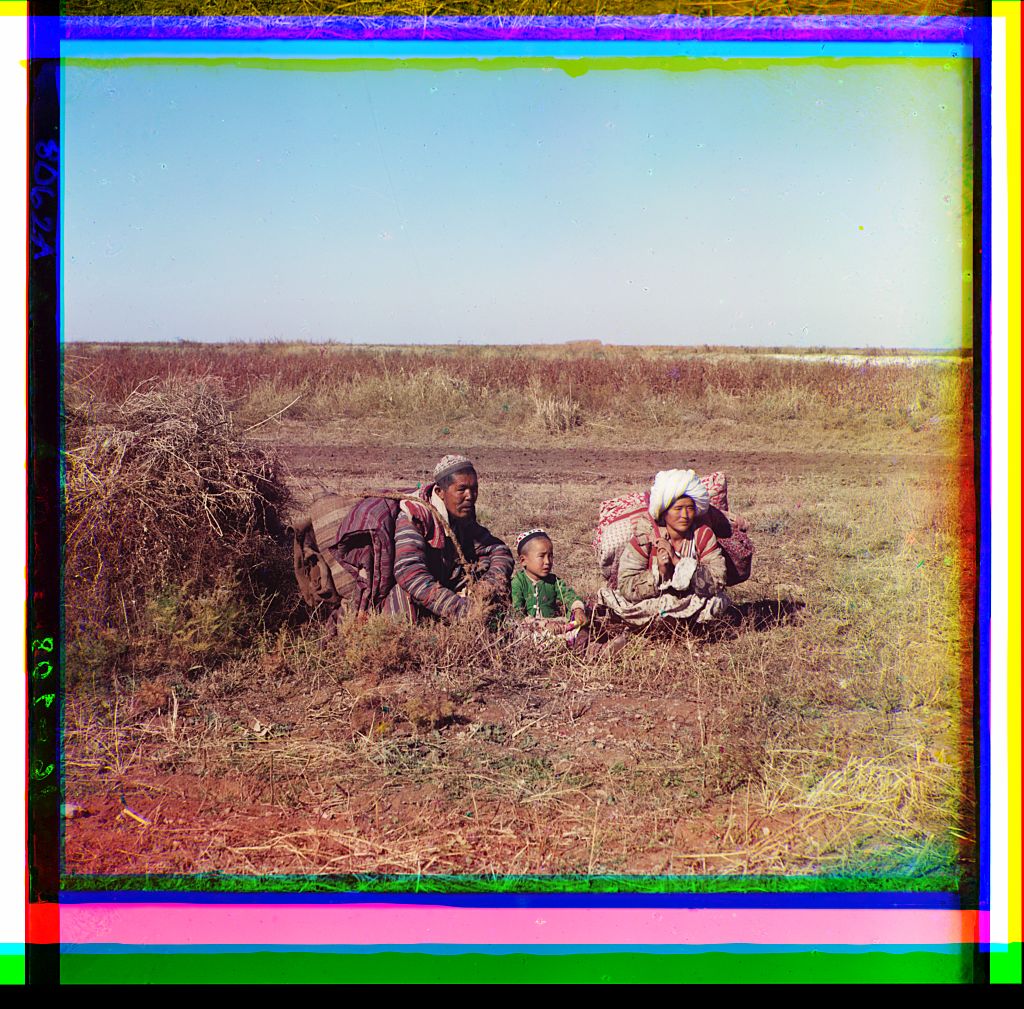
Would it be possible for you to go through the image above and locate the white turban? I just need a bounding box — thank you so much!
[648,469,710,522]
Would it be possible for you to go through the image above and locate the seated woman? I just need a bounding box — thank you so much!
[596,469,730,628]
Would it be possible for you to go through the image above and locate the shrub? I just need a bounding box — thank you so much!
[63,378,291,688]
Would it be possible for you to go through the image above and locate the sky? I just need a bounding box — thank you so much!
[63,56,970,349]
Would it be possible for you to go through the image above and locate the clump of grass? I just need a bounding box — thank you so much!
[752,744,964,876]
[144,576,250,668]
[531,388,585,434]
[63,378,292,688]
[329,614,426,686]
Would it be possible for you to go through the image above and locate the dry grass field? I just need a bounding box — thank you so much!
[62,2,977,21]
[60,343,975,887]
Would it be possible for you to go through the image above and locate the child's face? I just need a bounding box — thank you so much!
[520,537,553,579]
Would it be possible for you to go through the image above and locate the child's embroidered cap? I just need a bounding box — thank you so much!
[515,528,549,555]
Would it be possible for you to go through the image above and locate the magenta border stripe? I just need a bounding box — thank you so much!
[60,905,983,947]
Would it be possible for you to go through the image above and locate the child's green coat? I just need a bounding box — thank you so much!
[510,569,583,618]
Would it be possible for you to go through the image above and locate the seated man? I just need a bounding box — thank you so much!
[383,455,514,623]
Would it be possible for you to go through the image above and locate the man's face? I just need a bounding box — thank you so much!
[438,470,479,520]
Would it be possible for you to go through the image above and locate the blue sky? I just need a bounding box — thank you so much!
[63,57,969,348]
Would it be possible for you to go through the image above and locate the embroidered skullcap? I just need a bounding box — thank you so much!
[648,469,710,522]
[433,454,475,483]
[515,528,550,555]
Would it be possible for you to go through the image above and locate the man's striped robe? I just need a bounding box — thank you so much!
[383,485,514,622]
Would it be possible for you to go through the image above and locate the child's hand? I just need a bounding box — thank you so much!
[571,603,588,628]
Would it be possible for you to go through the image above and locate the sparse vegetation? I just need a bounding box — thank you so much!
[61,342,975,886]
[64,342,972,452]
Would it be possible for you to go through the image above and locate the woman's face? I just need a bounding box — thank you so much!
[663,496,698,536]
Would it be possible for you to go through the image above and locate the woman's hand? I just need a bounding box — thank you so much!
[653,535,674,582]
[725,511,749,533]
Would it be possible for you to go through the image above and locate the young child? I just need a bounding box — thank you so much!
[510,529,588,650]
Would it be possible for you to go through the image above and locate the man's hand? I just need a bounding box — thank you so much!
[465,580,498,623]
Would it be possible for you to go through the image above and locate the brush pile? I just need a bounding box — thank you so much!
[63,378,291,684]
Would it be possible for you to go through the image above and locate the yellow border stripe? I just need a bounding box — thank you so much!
[994,0,1022,960]
[1006,0,1021,953]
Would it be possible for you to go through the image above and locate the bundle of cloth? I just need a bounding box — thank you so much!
[292,494,403,617]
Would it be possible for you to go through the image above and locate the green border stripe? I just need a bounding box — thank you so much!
[59,950,972,984]
[60,873,961,894]
[0,955,25,986]
[989,944,1024,984]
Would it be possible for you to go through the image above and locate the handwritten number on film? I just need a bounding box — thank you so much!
[28,130,58,797]
[30,140,58,260]
[31,637,55,783]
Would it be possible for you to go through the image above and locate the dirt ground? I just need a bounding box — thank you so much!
[276,438,954,499]
[63,427,971,880]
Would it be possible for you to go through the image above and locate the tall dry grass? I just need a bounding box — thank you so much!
[64,343,972,450]
[63,2,977,20]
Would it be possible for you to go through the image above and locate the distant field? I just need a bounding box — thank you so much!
[64,341,972,451]
[62,343,976,882]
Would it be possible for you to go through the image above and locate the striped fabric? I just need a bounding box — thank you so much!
[301,493,404,614]
[381,582,417,623]
[388,484,514,622]
[632,523,720,570]
[331,496,402,612]
[308,494,361,552]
